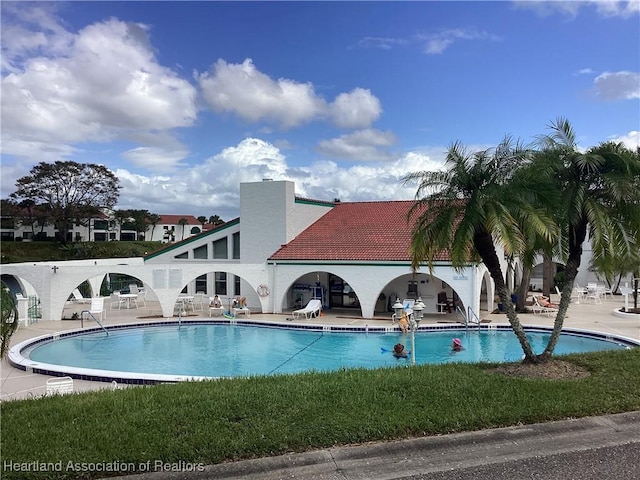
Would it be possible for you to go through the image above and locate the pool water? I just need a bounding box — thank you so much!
[27,324,629,378]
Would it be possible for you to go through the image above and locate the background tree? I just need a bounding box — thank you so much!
[208,215,224,226]
[178,217,188,240]
[404,137,558,363]
[197,216,207,229]
[125,209,152,240]
[9,161,121,242]
[148,213,162,241]
[0,285,18,359]
[534,122,640,358]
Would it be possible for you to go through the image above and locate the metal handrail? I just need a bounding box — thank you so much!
[467,306,481,327]
[456,305,480,330]
[80,311,108,335]
[456,305,466,325]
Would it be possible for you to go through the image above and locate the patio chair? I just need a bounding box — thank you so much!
[191,293,206,312]
[70,288,91,304]
[571,285,587,303]
[110,292,125,310]
[437,292,452,314]
[82,297,106,322]
[46,376,74,396]
[532,295,559,317]
[292,299,322,320]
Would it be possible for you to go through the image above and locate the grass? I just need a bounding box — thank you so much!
[2,348,639,479]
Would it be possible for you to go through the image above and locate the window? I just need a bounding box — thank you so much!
[0,218,14,229]
[234,275,241,296]
[193,245,207,259]
[215,272,227,295]
[195,275,207,294]
[232,232,240,259]
[212,237,228,259]
[174,252,188,259]
[94,220,108,230]
[120,232,135,241]
[94,232,107,242]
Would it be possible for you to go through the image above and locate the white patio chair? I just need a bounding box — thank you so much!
[571,285,586,303]
[46,376,74,395]
[292,299,322,319]
[110,292,125,310]
[82,297,106,322]
[586,283,602,304]
[531,295,559,317]
[70,288,91,304]
[191,293,206,312]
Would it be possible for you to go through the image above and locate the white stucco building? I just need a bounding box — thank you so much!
[3,179,551,325]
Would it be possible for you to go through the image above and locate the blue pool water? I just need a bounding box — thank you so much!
[26,324,630,379]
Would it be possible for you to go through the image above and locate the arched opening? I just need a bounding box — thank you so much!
[378,273,462,317]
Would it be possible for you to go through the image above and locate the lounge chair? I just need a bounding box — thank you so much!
[46,376,74,395]
[532,295,559,317]
[292,299,322,320]
[70,288,90,304]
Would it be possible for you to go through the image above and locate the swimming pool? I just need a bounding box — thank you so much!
[10,320,637,384]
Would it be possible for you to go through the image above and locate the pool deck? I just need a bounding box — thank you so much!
[2,295,638,401]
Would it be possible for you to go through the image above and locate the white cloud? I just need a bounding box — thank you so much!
[105,137,446,219]
[316,129,397,161]
[592,71,640,100]
[416,29,499,55]
[574,68,594,75]
[513,1,639,18]
[608,130,640,149]
[198,58,383,130]
[330,88,382,129]
[354,36,407,50]
[1,7,197,165]
[198,58,327,129]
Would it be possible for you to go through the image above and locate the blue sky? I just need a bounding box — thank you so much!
[2,1,639,220]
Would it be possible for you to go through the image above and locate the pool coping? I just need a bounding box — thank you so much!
[9,319,640,385]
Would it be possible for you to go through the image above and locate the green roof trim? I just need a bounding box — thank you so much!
[294,198,335,208]
[144,218,240,262]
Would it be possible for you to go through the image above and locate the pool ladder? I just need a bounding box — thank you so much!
[80,311,108,336]
[457,306,480,330]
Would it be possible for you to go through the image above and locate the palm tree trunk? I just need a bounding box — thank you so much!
[473,231,537,362]
[540,223,587,359]
[516,265,532,311]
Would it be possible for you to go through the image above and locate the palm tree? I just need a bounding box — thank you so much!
[208,215,224,226]
[147,213,161,241]
[178,217,188,240]
[404,137,557,363]
[197,216,207,229]
[534,120,640,358]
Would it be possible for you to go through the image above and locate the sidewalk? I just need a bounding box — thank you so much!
[107,411,640,480]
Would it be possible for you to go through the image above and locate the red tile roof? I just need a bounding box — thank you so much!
[159,215,202,225]
[269,201,450,262]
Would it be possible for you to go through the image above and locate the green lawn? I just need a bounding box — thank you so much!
[2,348,639,479]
